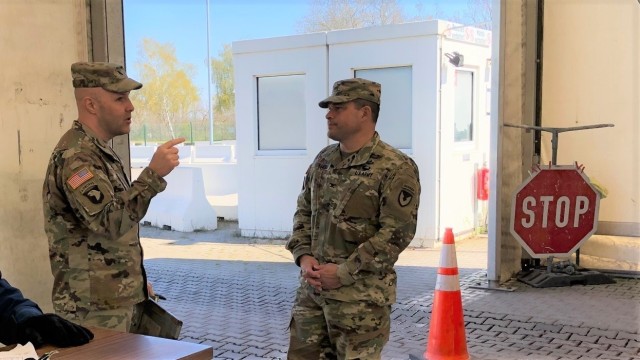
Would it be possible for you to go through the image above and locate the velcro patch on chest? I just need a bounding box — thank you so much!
[67,167,94,189]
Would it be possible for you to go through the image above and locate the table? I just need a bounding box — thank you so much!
[37,327,213,359]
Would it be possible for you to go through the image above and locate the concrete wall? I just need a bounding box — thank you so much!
[0,0,89,311]
[541,0,639,236]
[488,0,538,282]
[234,21,492,246]
[540,0,639,270]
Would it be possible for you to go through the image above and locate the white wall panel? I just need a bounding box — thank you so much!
[234,34,329,237]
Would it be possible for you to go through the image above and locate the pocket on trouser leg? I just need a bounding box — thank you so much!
[288,292,330,360]
[290,305,326,345]
[326,301,391,360]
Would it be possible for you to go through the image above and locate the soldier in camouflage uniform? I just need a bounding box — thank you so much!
[286,78,421,359]
[42,62,184,332]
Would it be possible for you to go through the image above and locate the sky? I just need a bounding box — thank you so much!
[123,0,474,100]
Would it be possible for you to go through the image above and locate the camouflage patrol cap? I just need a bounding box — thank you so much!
[318,78,381,108]
[71,62,142,93]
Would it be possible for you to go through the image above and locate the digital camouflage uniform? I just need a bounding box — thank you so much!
[287,79,421,359]
[42,62,162,331]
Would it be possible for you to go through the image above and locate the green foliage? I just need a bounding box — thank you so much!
[210,44,236,141]
[131,38,201,140]
[211,44,235,113]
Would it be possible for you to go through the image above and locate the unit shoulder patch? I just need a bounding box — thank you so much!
[82,184,105,204]
[398,185,415,207]
[74,179,112,216]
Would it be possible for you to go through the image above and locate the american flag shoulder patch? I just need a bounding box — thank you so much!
[67,167,94,189]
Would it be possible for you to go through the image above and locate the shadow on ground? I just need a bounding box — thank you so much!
[141,221,288,245]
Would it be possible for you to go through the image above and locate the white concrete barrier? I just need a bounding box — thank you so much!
[131,145,195,167]
[207,194,238,221]
[130,146,156,169]
[199,163,238,220]
[177,145,194,163]
[132,166,217,232]
[130,144,239,222]
[130,145,156,161]
[199,163,237,197]
[194,144,235,162]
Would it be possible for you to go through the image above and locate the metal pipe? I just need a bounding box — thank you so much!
[206,0,214,144]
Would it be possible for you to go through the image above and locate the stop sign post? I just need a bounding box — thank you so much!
[510,165,600,259]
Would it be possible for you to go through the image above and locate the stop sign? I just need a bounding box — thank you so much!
[510,166,601,258]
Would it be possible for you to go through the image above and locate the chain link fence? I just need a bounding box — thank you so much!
[130,119,235,145]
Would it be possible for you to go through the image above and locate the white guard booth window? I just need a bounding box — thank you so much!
[355,67,412,150]
[454,70,474,142]
[257,75,306,150]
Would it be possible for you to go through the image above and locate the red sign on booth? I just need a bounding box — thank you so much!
[510,166,600,258]
[477,167,489,201]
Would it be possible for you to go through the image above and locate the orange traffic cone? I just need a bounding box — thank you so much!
[424,228,469,360]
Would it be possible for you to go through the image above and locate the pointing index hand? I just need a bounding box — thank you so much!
[161,137,186,149]
[148,137,186,177]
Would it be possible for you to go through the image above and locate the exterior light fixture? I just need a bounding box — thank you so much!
[445,52,464,67]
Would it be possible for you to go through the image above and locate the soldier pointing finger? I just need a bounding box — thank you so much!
[42,62,181,333]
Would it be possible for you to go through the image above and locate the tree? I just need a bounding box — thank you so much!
[297,0,407,33]
[297,0,492,33]
[210,44,236,140]
[211,44,234,113]
[131,38,200,142]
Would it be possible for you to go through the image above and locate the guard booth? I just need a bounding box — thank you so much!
[233,20,492,246]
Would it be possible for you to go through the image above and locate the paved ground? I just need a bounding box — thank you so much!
[140,222,640,360]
